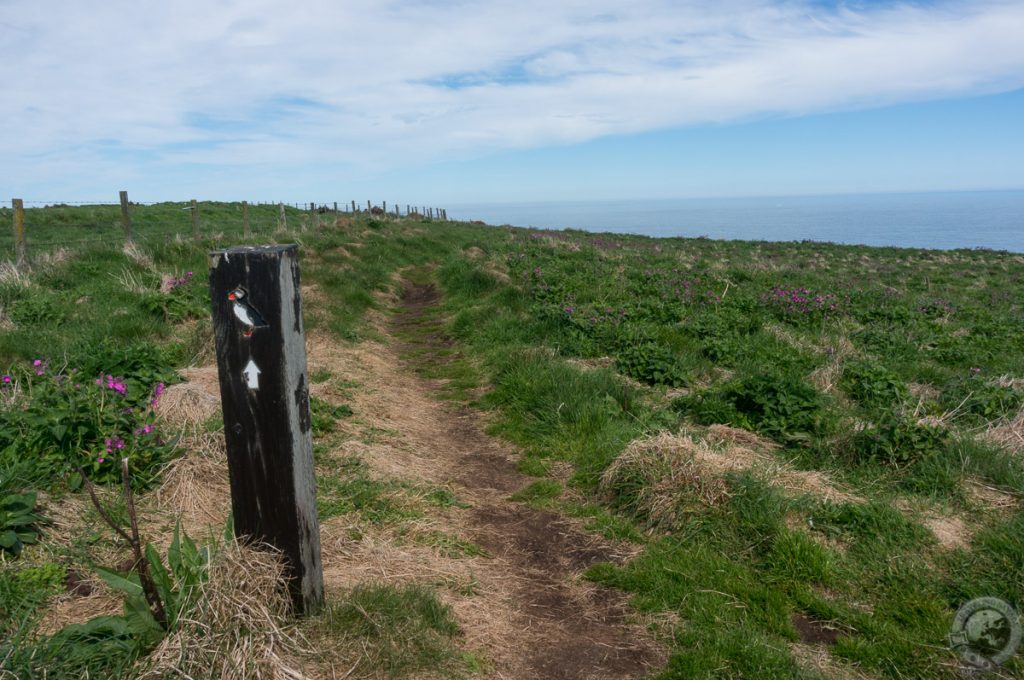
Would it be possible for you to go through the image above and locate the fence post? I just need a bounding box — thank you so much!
[242,201,250,238]
[351,200,356,213]
[190,200,200,240]
[12,199,26,267]
[277,203,287,232]
[208,244,324,614]
[119,191,133,244]
[333,202,338,215]
[382,200,387,215]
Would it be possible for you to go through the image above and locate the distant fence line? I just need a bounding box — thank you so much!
[5,192,449,267]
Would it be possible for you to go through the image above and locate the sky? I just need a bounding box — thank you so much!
[2,0,1023,205]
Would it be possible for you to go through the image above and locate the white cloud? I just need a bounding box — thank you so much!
[1,0,1023,197]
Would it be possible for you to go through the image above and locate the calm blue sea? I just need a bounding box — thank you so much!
[447,191,1024,253]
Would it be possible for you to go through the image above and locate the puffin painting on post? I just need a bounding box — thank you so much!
[227,287,268,337]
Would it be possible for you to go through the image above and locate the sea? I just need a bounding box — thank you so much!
[447,190,1024,253]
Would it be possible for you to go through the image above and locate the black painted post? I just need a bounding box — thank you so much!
[208,244,324,615]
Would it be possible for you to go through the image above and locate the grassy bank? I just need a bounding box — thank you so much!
[2,207,1023,678]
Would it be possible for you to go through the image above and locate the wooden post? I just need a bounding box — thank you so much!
[119,191,133,243]
[208,244,324,615]
[278,203,287,231]
[242,201,251,238]
[351,200,356,213]
[190,200,200,240]
[406,204,410,216]
[382,200,387,215]
[333,202,338,215]
[12,199,26,267]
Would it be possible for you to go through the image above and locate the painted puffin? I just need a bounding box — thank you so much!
[227,287,266,337]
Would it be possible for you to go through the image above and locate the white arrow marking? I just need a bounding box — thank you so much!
[243,359,261,390]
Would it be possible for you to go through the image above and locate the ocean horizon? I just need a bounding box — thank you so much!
[447,190,1024,253]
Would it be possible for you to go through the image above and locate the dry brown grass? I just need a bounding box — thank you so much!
[137,539,307,680]
[153,437,231,533]
[601,428,862,527]
[155,367,222,437]
[980,406,1024,456]
[600,433,732,528]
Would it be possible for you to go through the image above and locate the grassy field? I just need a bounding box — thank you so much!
[1,206,1022,678]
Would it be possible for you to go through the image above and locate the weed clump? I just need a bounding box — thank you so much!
[677,373,829,443]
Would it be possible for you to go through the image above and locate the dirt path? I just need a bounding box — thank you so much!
[310,281,665,679]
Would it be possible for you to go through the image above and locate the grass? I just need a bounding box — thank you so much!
[307,583,466,677]
[4,204,1024,678]
[367,226,1024,677]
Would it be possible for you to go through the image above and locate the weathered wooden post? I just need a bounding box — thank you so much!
[190,200,200,240]
[12,199,26,267]
[278,202,287,232]
[208,244,324,614]
[119,191,133,243]
[333,201,338,215]
[351,200,356,213]
[242,201,251,238]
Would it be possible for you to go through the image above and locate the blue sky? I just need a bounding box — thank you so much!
[1,1,1023,204]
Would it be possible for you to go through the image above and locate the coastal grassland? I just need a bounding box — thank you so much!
[0,201,313,255]
[0,212,473,679]
[325,224,1023,678]
[3,205,1023,678]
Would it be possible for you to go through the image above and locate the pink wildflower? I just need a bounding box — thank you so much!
[2,375,10,384]
[151,382,166,408]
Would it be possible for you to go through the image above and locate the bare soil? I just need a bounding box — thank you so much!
[350,280,666,679]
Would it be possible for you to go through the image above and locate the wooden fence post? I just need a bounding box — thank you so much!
[12,199,26,267]
[278,203,287,231]
[119,191,133,243]
[208,244,324,614]
[333,202,338,215]
[242,201,251,238]
[351,200,356,213]
[190,200,200,240]
[383,200,387,215]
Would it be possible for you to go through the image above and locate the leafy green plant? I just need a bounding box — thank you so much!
[0,491,43,556]
[679,373,828,441]
[852,414,948,466]
[942,374,1022,423]
[0,359,174,487]
[615,341,688,387]
[840,360,909,411]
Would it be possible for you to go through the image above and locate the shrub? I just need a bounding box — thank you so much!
[0,358,174,487]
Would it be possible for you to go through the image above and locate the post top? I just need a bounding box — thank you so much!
[210,244,298,257]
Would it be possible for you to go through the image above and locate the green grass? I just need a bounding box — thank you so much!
[308,583,466,677]
[5,205,1024,678]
